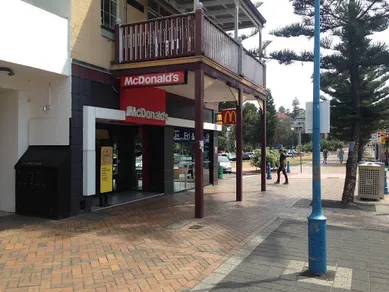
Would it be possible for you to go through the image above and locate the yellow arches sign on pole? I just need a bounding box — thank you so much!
[221,109,237,125]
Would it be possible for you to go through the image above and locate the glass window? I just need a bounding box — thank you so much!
[173,128,212,193]
[101,0,117,30]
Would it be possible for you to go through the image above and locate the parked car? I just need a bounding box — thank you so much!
[218,156,232,173]
[246,152,254,158]
[242,153,251,160]
[286,150,295,157]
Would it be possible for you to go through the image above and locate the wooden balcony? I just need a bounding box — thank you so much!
[114,9,265,89]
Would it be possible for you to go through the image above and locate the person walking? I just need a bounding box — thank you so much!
[323,148,329,164]
[338,148,345,164]
[274,149,288,185]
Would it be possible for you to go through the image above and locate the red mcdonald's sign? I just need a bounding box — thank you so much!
[222,109,237,125]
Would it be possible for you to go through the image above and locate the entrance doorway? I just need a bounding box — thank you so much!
[173,128,211,192]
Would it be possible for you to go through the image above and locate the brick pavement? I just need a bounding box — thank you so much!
[0,156,388,291]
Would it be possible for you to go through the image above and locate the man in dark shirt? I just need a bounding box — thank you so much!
[275,149,289,185]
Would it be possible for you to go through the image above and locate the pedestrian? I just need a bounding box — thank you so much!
[274,149,288,185]
[337,148,344,164]
[323,148,329,164]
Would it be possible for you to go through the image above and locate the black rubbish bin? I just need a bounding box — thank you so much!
[15,146,71,219]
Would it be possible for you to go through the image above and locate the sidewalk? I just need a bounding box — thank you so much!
[0,157,388,291]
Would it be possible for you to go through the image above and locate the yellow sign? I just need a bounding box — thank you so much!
[100,146,113,193]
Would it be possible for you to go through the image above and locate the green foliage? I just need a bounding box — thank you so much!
[251,149,281,169]
[266,89,277,146]
[218,125,236,153]
[302,140,345,152]
[243,102,261,150]
[274,116,293,147]
[278,106,286,114]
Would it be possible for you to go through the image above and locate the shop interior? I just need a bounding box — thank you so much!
[173,128,211,193]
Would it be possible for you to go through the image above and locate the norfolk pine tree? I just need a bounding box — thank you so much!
[268,0,389,203]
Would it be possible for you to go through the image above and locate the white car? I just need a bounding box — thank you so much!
[218,156,232,173]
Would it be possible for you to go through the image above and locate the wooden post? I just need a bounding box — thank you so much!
[195,65,205,218]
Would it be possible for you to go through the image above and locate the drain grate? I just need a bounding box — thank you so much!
[188,224,204,230]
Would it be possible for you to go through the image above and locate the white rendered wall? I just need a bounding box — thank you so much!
[0,0,70,76]
[0,91,30,212]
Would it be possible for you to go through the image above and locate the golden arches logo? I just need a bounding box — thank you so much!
[222,109,237,125]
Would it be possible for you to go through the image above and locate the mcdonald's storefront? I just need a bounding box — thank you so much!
[76,70,222,213]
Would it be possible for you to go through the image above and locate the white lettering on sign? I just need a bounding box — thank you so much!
[126,106,168,121]
[123,73,181,87]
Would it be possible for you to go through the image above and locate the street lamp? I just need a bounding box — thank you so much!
[291,127,295,158]
[308,0,327,275]
[226,127,231,157]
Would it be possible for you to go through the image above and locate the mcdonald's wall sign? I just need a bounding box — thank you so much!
[221,109,237,125]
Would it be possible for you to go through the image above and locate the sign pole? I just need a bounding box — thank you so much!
[308,0,327,275]
[300,128,303,173]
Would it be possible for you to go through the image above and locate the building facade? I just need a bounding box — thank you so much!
[0,0,267,219]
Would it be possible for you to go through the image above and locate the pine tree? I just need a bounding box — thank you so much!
[278,106,286,114]
[266,89,277,146]
[267,0,389,203]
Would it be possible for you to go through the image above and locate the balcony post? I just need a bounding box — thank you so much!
[238,45,243,76]
[195,64,205,218]
[261,99,267,191]
[195,4,204,56]
[236,87,243,201]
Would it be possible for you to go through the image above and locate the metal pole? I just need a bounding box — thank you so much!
[227,127,231,156]
[299,128,303,173]
[292,133,294,158]
[234,0,239,40]
[308,0,327,275]
[236,88,243,201]
[261,100,267,191]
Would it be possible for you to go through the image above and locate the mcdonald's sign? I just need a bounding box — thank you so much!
[222,109,237,125]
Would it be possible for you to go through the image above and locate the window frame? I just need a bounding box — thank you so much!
[101,0,117,31]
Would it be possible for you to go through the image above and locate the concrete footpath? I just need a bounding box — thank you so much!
[0,157,389,291]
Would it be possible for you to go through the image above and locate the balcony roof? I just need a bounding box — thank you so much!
[163,0,266,31]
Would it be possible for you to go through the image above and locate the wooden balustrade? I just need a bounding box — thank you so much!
[119,13,196,62]
[115,11,265,88]
[203,16,240,75]
[242,49,265,87]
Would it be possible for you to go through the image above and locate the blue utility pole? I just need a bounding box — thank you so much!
[308,0,327,275]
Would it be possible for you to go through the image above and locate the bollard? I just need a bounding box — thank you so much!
[218,163,224,179]
[385,169,389,195]
[287,160,291,173]
[266,162,272,180]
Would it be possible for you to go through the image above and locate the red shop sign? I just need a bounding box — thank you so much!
[120,87,168,126]
[121,72,187,88]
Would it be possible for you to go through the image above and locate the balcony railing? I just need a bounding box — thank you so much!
[115,9,265,88]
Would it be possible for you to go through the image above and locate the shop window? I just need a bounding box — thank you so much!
[101,0,117,30]
[173,128,212,193]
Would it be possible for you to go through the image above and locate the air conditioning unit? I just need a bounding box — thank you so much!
[358,162,384,200]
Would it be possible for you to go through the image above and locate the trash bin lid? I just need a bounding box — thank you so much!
[15,146,70,169]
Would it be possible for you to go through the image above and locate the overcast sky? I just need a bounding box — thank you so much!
[243,0,389,111]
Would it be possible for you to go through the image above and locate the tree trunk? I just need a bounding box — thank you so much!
[342,123,361,204]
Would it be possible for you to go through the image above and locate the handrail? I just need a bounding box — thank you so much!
[121,12,195,28]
